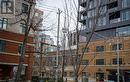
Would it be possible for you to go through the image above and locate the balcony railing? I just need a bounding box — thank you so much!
[80,0,87,4]
[110,18,121,24]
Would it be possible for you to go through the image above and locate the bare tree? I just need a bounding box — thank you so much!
[12,0,43,82]
[65,0,105,82]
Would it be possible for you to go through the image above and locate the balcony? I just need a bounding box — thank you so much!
[79,16,87,24]
[80,0,87,7]
[110,18,121,24]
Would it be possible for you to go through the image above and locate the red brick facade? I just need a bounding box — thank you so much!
[0,29,34,81]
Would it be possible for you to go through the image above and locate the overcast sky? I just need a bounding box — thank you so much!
[37,0,78,45]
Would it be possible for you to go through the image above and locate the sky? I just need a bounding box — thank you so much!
[37,0,78,45]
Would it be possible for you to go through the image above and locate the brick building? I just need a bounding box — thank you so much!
[45,36,130,82]
[0,0,42,81]
[0,29,34,81]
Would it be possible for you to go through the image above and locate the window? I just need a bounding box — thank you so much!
[109,11,120,24]
[0,18,8,29]
[20,23,26,34]
[112,58,122,65]
[107,1,118,9]
[89,0,97,9]
[96,46,104,52]
[96,59,104,65]
[18,44,23,54]
[98,16,106,26]
[121,10,130,21]
[73,33,76,45]
[122,0,130,8]
[1,0,14,14]
[100,6,107,14]
[116,26,130,36]
[96,73,104,81]
[82,72,87,76]
[64,72,67,77]
[70,72,74,77]
[81,60,89,65]
[22,3,28,13]
[112,44,122,51]
[88,9,96,18]
[82,47,89,53]
[0,40,6,52]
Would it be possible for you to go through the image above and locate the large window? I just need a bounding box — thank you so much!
[18,44,23,54]
[20,23,26,34]
[89,0,97,9]
[22,3,28,13]
[0,18,8,29]
[81,60,89,65]
[96,46,104,52]
[121,10,130,21]
[0,40,6,52]
[122,0,130,8]
[96,59,104,65]
[1,0,14,14]
[112,44,122,51]
[109,11,120,24]
[116,26,130,36]
[112,58,122,65]
[98,16,106,26]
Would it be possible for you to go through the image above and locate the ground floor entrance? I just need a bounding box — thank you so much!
[108,70,130,82]
[0,65,13,80]
[0,64,26,81]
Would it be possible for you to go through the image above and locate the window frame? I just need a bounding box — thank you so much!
[1,0,14,14]
[0,18,8,29]
[96,46,104,52]
[112,44,122,51]
[0,40,6,52]
[112,58,122,65]
[22,3,28,13]
[81,60,89,65]
[96,59,104,65]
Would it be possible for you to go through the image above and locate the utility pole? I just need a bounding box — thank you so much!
[39,34,44,81]
[56,8,62,82]
[116,32,120,82]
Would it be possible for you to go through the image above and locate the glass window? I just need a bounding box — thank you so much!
[96,59,104,65]
[96,46,104,52]
[22,3,28,13]
[116,26,130,36]
[122,0,130,8]
[3,18,8,29]
[18,44,23,54]
[112,58,122,65]
[121,10,130,21]
[82,47,89,53]
[70,72,74,77]
[0,18,3,28]
[112,44,122,51]
[1,0,14,14]
[98,16,106,26]
[20,23,26,34]
[0,40,6,52]
[81,60,89,65]
[0,18,8,29]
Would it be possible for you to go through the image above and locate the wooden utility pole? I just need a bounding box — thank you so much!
[39,35,44,81]
[56,8,62,82]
